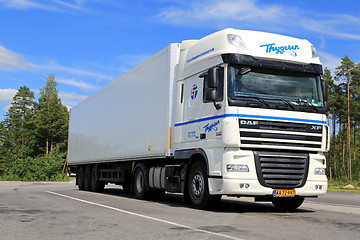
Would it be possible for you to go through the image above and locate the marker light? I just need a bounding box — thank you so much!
[314,168,326,175]
[226,164,249,172]
[227,34,247,49]
[311,45,318,58]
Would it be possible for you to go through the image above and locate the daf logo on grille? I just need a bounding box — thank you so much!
[311,125,322,130]
[240,120,259,126]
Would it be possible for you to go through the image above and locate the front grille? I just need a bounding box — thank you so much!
[239,119,323,151]
[254,151,309,189]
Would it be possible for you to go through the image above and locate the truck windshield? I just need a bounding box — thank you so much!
[228,64,324,112]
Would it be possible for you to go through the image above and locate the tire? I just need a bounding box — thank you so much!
[77,166,85,190]
[90,165,105,192]
[84,165,92,191]
[272,197,305,211]
[187,161,220,209]
[133,165,149,199]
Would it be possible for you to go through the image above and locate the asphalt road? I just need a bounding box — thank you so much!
[0,181,359,240]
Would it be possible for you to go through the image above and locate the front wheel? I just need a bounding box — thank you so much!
[187,161,220,209]
[272,197,305,211]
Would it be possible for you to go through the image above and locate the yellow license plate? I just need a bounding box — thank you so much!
[273,190,295,197]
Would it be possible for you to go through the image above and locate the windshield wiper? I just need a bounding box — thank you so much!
[264,97,296,111]
[237,95,270,108]
[295,99,319,113]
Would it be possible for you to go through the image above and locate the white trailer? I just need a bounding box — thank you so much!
[68,43,178,164]
[68,28,330,209]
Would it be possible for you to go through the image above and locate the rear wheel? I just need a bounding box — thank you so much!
[84,165,92,191]
[133,165,149,199]
[77,166,85,190]
[272,197,305,210]
[90,165,105,192]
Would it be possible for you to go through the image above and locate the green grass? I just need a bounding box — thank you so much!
[327,186,360,193]
[327,179,360,193]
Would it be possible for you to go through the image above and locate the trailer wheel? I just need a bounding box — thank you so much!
[272,197,305,211]
[91,166,105,192]
[77,166,85,190]
[133,165,149,199]
[187,161,212,209]
[84,165,92,191]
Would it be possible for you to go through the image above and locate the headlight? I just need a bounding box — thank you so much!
[314,168,326,175]
[227,34,247,49]
[226,164,249,172]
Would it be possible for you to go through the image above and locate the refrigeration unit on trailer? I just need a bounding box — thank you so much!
[67,28,330,210]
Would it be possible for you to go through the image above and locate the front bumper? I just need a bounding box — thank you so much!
[208,148,328,197]
[221,178,327,197]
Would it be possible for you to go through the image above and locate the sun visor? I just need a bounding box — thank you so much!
[222,54,323,74]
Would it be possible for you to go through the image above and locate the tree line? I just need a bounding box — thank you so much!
[1,56,359,183]
[323,55,360,183]
[0,74,69,181]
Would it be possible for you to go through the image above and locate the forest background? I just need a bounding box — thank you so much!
[0,55,359,187]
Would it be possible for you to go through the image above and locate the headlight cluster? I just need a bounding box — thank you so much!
[227,34,247,49]
[226,164,249,172]
[314,168,326,175]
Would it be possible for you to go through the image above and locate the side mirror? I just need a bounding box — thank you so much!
[207,68,218,88]
[322,102,330,113]
[322,81,328,101]
[206,89,218,102]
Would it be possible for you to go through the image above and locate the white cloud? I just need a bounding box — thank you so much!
[116,54,151,68]
[156,0,360,40]
[96,54,151,74]
[0,89,18,103]
[57,78,97,92]
[0,0,59,11]
[0,44,112,81]
[2,104,11,113]
[157,0,283,26]
[29,61,114,81]
[59,91,88,109]
[52,0,90,12]
[0,46,29,70]
[318,51,341,75]
[298,14,360,40]
[0,0,90,12]
[59,91,88,101]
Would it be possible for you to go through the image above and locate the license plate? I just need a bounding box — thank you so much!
[273,189,295,197]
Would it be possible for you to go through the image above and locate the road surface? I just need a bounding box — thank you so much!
[0,181,359,240]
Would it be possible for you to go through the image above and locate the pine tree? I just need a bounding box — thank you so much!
[322,68,334,179]
[0,86,36,175]
[36,74,69,155]
[335,56,355,180]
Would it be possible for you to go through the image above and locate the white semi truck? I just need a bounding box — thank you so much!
[67,28,330,209]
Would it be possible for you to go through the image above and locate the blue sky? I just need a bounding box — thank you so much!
[1,0,360,120]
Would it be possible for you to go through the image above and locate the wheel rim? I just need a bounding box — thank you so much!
[192,171,204,199]
[135,170,144,193]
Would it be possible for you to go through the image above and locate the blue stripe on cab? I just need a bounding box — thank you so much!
[174,114,326,127]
